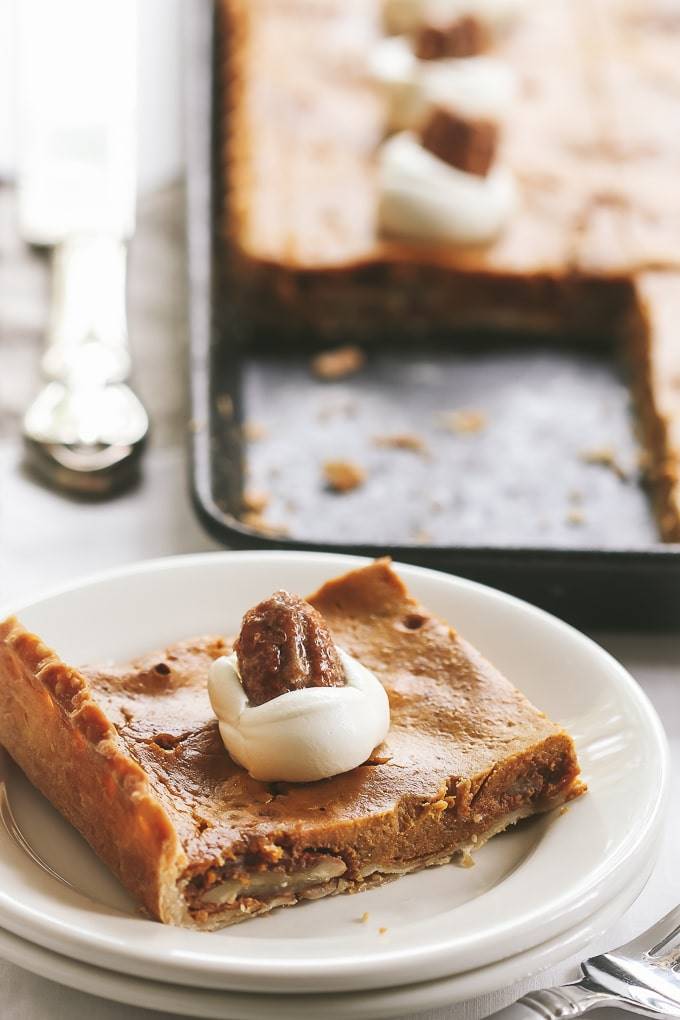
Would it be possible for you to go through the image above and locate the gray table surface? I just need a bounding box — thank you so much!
[0,181,677,1020]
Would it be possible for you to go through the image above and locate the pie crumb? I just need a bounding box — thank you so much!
[412,528,432,544]
[240,511,288,538]
[242,489,270,514]
[378,926,388,935]
[242,420,268,443]
[580,445,628,480]
[374,433,428,454]
[359,912,370,924]
[566,508,585,526]
[323,459,367,493]
[436,409,487,434]
[311,345,366,380]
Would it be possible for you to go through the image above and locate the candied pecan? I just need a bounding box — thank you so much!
[414,15,490,60]
[421,105,498,177]
[234,591,344,705]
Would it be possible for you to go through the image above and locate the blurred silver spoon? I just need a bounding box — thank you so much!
[23,234,148,496]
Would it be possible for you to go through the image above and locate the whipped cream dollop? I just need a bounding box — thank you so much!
[371,37,516,130]
[384,0,528,35]
[378,130,516,245]
[208,648,390,783]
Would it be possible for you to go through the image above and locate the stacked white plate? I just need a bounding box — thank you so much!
[0,552,669,1019]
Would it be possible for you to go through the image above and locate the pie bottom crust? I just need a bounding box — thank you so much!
[179,798,570,931]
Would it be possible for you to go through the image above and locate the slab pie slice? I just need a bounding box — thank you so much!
[0,561,584,929]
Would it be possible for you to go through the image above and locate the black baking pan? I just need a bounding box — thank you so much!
[184,0,680,630]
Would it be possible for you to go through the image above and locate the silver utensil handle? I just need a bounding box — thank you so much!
[43,233,131,386]
[492,981,616,1020]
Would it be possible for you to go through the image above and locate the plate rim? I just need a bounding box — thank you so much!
[0,550,670,993]
[0,861,657,1020]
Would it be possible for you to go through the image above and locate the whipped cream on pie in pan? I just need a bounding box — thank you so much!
[374,3,517,247]
[379,130,516,245]
[208,590,390,783]
[371,39,516,131]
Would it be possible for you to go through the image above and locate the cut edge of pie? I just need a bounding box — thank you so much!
[629,272,680,543]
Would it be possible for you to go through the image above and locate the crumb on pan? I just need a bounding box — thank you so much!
[566,508,585,526]
[373,432,428,454]
[580,445,628,480]
[436,409,487,434]
[323,459,367,493]
[412,528,432,544]
[311,346,366,380]
[378,927,388,935]
[240,511,288,538]
[359,912,370,924]
[242,489,270,514]
[242,420,268,443]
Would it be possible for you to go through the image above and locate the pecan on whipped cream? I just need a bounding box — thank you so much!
[208,591,390,782]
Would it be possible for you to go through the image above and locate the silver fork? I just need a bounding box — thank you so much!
[494,905,680,1019]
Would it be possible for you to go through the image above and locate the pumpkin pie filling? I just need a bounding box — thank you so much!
[0,560,584,928]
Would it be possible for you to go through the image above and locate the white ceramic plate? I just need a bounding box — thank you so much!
[0,865,655,1020]
[0,552,669,995]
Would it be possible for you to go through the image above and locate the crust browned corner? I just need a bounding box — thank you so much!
[0,561,585,930]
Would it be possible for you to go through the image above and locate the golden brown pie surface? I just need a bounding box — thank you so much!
[222,0,680,298]
[0,560,584,929]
